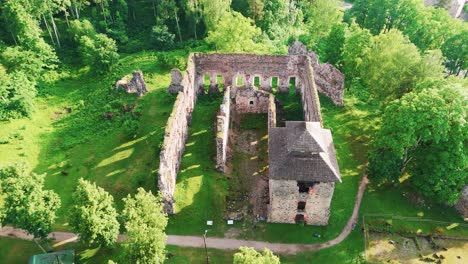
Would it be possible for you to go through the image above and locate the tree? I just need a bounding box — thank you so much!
[2,0,58,70]
[69,19,119,73]
[205,11,267,53]
[442,31,468,76]
[247,0,265,22]
[320,23,346,67]
[301,0,343,47]
[199,0,232,31]
[0,164,61,238]
[0,69,37,120]
[70,178,119,247]
[360,29,443,103]
[368,84,467,205]
[260,0,302,45]
[342,22,372,81]
[233,247,280,264]
[122,188,168,264]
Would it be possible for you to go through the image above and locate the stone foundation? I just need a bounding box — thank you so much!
[268,180,334,225]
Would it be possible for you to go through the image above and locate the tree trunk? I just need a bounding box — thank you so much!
[174,9,182,43]
[100,1,108,28]
[152,0,157,19]
[47,4,61,48]
[43,14,56,46]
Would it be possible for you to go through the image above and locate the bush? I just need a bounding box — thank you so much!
[151,24,175,50]
[156,52,187,70]
[122,113,139,139]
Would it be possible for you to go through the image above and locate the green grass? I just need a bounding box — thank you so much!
[0,50,177,229]
[168,94,229,236]
[0,237,122,264]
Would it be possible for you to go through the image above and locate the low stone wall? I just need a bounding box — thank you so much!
[216,87,231,172]
[158,54,199,213]
[235,87,270,114]
[268,180,334,225]
[268,94,276,129]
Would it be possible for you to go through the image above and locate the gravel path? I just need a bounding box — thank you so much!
[0,176,368,255]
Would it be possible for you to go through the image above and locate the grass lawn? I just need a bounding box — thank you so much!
[0,50,177,229]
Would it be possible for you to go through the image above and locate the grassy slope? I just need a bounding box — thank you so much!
[0,51,176,229]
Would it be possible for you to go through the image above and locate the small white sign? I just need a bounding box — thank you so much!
[227,220,234,225]
[207,220,213,226]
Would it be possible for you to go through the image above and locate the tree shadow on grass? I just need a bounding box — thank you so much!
[32,51,178,229]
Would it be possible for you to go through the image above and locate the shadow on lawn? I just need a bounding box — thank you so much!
[32,52,177,228]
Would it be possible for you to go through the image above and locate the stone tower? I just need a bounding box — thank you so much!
[268,121,341,225]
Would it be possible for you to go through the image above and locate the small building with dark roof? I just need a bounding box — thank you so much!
[268,121,341,225]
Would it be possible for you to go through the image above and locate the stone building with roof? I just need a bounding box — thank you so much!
[268,121,341,225]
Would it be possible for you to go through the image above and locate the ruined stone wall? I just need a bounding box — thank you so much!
[299,56,323,123]
[308,51,344,106]
[268,180,334,225]
[194,53,322,122]
[268,94,276,128]
[455,186,468,219]
[234,87,270,114]
[216,87,231,172]
[158,54,199,213]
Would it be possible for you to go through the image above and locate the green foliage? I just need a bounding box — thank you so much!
[122,188,168,264]
[70,178,119,247]
[368,85,467,205]
[151,24,175,50]
[69,19,119,73]
[442,30,468,75]
[346,0,465,74]
[301,0,343,47]
[122,113,139,139]
[360,29,444,103]
[233,247,280,264]
[342,22,372,81]
[0,164,60,238]
[0,70,37,120]
[259,0,302,45]
[205,11,267,53]
[320,23,346,67]
[157,51,188,70]
[200,0,233,31]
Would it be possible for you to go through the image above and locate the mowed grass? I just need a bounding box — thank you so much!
[0,50,176,229]
[168,94,229,236]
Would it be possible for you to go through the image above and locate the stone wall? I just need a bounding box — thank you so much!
[194,53,323,122]
[268,94,276,129]
[268,180,334,225]
[455,186,468,219]
[308,51,344,106]
[234,87,270,114]
[216,87,231,172]
[158,54,199,213]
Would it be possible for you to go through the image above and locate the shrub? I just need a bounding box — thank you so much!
[151,24,175,50]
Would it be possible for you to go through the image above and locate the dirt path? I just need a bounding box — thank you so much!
[0,176,369,255]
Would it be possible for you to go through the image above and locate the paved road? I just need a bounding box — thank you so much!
[0,176,369,255]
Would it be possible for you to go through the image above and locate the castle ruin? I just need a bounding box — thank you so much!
[159,42,344,225]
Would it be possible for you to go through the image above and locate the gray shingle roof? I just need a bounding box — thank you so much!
[269,121,341,182]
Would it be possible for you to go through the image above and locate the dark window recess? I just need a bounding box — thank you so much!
[297,181,318,193]
[249,100,254,105]
[297,201,306,211]
[295,214,305,224]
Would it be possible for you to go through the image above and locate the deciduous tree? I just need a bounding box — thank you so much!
[205,11,266,53]
[122,188,168,264]
[0,164,61,238]
[70,178,119,247]
[368,84,467,205]
[233,247,280,264]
